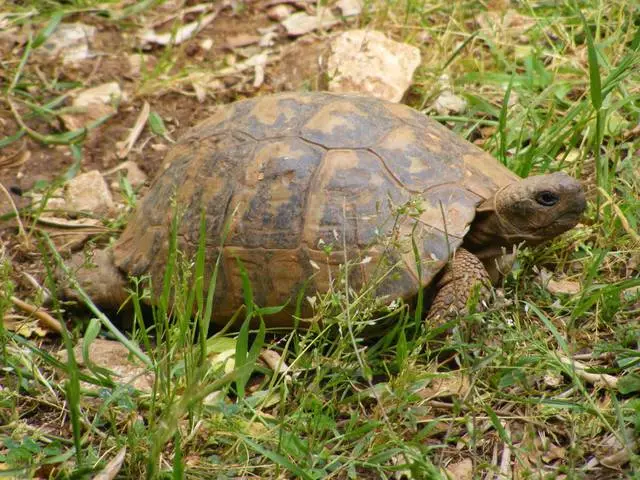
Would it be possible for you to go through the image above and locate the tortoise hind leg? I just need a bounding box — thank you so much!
[426,248,491,325]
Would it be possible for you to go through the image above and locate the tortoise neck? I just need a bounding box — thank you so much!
[463,208,511,259]
[464,194,520,259]
[463,193,545,258]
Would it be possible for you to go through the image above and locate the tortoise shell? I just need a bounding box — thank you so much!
[113,92,518,323]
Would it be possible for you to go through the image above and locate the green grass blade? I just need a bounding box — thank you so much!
[241,436,315,480]
[32,11,64,49]
[576,6,602,110]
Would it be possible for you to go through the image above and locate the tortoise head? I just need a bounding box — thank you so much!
[467,172,586,251]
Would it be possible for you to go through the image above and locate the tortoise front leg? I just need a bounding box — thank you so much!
[426,248,491,324]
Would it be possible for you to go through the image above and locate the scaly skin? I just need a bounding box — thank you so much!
[427,248,491,324]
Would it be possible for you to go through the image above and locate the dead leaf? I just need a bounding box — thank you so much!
[416,372,470,399]
[226,33,261,48]
[282,9,339,36]
[92,447,127,480]
[557,355,619,389]
[542,370,563,388]
[2,315,49,338]
[116,102,150,159]
[475,9,536,38]
[139,11,218,47]
[125,53,156,79]
[541,443,566,463]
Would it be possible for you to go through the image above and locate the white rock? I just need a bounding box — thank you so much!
[282,9,340,36]
[105,161,147,189]
[267,4,294,21]
[336,0,363,17]
[64,170,114,214]
[60,82,122,131]
[432,74,467,115]
[40,23,96,64]
[326,30,421,103]
[126,53,154,78]
[433,90,467,115]
[200,38,214,51]
[58,339,153,393]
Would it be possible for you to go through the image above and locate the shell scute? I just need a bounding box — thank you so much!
[372,124,465,193]
[301,98,397,148]
[230,94,321,140]
[229,138,325,249]
[303,149,410,249]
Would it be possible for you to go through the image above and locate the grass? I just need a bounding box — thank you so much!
[1,0,639,478]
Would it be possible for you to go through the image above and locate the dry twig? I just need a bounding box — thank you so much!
[9,295,63,333]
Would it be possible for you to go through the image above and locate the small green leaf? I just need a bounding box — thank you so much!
[148,111,167,136]
[617,374,640,394]
[240,436,315,480]
[62,144,82,181]
[82,319,101,366]
[254,303,288,316]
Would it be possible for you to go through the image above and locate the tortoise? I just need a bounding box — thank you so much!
[62,92,586,326]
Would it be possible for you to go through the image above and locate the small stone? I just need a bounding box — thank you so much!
[282,9,340,36]
[546,277,581,296]
[60,82,123,131]
[433,74,467,115]
[126,54,155,78]
[444,458,473,480]
[267,4,294,21]
[433,90,467,115]
[200,38,214,50]
[326,30,421,103]
[64,170,114,214]
[336,0,363,17]
[40,23,96,64]
[543,370,563,387]
[58,339,154,392]
[105,161,147,189]
[622,285,640,302]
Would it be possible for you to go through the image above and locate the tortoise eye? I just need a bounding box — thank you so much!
[536,191,559,206]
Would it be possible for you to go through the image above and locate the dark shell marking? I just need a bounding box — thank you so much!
[113,92,519,322]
